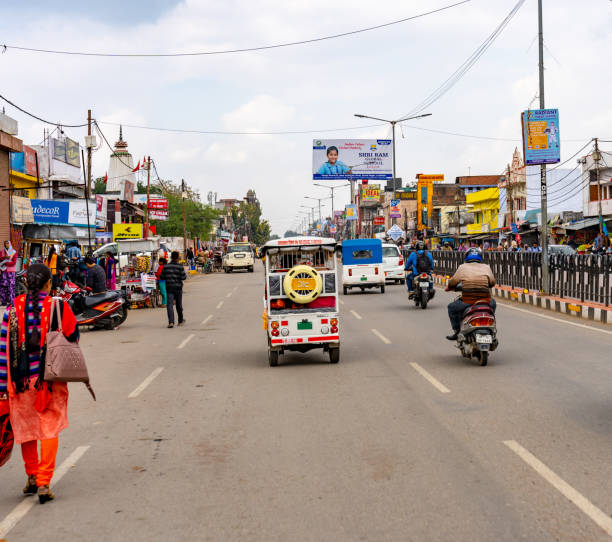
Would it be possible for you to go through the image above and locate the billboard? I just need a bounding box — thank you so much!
[68,200,96,227]
[417,178,433,230]
[11,196,34,224]
[52,138,66,162]
[361,184,381,203]
[149,210,169,221]
[313,139,392,180]
[148,198,168,210]
[65,138,80,167]
[113,223,143,240]
[390,199,401,218]
[345,204,358,221]
[522,109,560,165]
[31,199,70,225]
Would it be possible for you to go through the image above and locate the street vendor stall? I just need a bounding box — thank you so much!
[93,237,161,308]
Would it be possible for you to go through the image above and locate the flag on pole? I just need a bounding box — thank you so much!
[132,161,140,172]
[103,172,108,184]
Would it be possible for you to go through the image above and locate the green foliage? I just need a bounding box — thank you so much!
[284,230,298,238]
[269,234,280,240]
[93,176,106,194]
[231,195,271,245]
[149,180,219,240]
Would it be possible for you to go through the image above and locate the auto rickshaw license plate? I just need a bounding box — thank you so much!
[360,276,367,281]
[297,320,313,330]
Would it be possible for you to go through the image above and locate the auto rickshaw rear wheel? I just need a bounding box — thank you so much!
[329,347,340,364]
[268,348,279,367]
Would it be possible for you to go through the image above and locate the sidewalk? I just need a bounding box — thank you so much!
[432,274,612,325]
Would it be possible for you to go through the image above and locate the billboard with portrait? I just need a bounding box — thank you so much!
[313,139,392,180]
[522,109,560,165]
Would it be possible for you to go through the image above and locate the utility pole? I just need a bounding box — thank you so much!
[145,156,151,224]
[594,138,602,234]
[506,164,514,239]
[538,0,550,293]
[181,179,187,260]
[87,109,92,199]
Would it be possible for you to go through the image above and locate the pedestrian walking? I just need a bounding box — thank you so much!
[0,264,80,504]
[186,247,195,269]
[45,247,59,291]
[0,241,18,306]
[155,257,168,307]
[102,251,117,291]
[160,251,186,328]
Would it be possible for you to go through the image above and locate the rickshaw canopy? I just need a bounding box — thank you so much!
[341,238,383,265]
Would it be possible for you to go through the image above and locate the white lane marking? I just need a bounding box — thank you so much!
[499,302,612,336]
[350,310,362,320]
[177,333,195,350]
[0,445,90,538]
[201,314,213,325]
[371,329,391,344]
[409,362,451,393]
[338,298,345,305]
[128,367,164,398]
[226,292,232,298]
[504,440,612,536]
[216,301,224,309]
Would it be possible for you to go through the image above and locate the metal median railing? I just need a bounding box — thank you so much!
[425,250,612,306]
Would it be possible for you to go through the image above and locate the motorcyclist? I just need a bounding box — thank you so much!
[445,247,496,340]
[405,240,434,298]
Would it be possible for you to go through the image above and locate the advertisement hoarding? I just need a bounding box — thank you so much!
[65,138,80,167]
[395,190,416,200]
[417,178,433,230]
[373,216,385,225]
[11,196,34,224]
[121,179,135,204]
[522,109,560,165]
[313,139,392,180]
[68,200,96,227]
[148,198,168,210]
[149,210,169,221]
[390,199,401,218]
[345,204,358,221]
[24,146,37,176]
[361,184,381,203]
[113,223,144,240]
[31,199,70,225]
[416,174,444,182]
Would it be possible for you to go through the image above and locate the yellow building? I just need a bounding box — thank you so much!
[10,170,40,199]
[466,187,500,235]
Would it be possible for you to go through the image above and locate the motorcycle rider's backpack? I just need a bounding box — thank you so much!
[416,252,432,273]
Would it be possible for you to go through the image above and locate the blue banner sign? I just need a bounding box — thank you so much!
[522,109,560,165]
[30,199,70,225]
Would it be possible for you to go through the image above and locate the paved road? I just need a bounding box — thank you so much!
[0,266,611,541]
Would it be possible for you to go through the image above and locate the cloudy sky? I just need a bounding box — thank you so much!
[1,0,611,234]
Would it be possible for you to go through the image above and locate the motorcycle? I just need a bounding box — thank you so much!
[451,287,498,366]
[412,273,434,309]
[59,279,128,330]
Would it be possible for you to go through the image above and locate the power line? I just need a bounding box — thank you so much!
[0,92,88,127]
[401,0,526,118]
[1,1,470,58]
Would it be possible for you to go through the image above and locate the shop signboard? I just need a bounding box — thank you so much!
[148,198,168,210]
[52,138,66,163]
[387,224,404,241]
[416,174,444,182]
[395,190,416,200]
[24,146,37,176]
[390,199,401,218]
[313,139,393,180]
[11,196,34,224]
[345,204,358,221]
[113,223,144,240]
[68,200,96,227]
[417,178,434,231]
[521,108,560,165]
[65,138,80,167]
[30,199,69,225]
[361,184,381,203]
[373,216,385,225]
[149,210,169,221]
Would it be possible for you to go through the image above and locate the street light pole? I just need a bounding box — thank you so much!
[538,0,549,294]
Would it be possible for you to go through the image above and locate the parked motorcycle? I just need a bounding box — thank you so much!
[60,279,128,330]
[412,273,434,309]
[454,297,498,366]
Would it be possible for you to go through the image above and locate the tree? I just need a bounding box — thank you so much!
[284,230,298,238]
[149,180,219,240]
[93,176,106,194]
[231,195,271,245]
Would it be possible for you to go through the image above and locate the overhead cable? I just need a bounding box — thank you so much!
[0,1,470,58]
[0,92,88,127]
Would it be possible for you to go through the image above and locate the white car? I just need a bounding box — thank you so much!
[223,243,254,272]
[382,243,405,284]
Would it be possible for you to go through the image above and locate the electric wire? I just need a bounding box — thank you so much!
[401,0,526,118]
[0,92,87,127]
[0,1,470,58]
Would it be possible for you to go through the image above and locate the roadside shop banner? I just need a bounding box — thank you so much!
[313,139,392,180]
[113,223,144,240]
[416,174,444,182]
[31,199,69,225]
[390,199,401,218]
[361,184,381,203]
[12,196,34,223]
[522,109,560,165]
[68,200,96,227]
[148,198,168,210]
[345,204,358,221]
[149,210,169,221]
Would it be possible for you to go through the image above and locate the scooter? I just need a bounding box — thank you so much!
[59,278,128,329]
[452,291,498,366]
[412,273,434,309]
